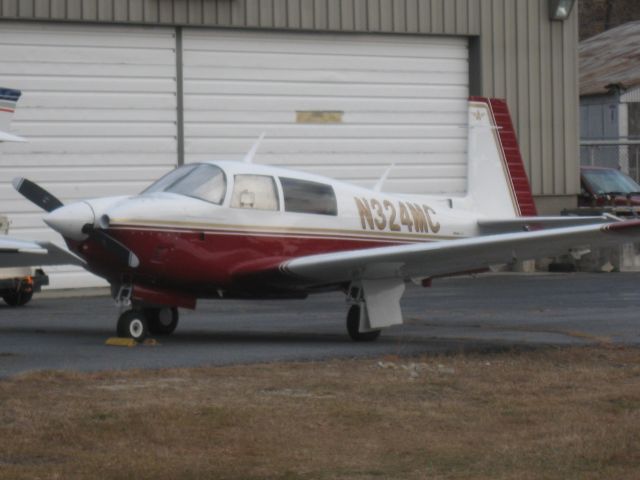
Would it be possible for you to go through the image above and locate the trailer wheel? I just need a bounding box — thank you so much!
[2,288,33,307]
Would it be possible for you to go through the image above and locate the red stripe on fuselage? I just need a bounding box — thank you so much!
[70,226,429,293]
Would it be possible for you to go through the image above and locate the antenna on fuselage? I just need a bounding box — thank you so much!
[243,132,266,164]
[373,164,395,192]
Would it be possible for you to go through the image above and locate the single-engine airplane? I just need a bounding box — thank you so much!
[12,97,640,341]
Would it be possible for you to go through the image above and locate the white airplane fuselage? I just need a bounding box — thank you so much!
[49,160,481,304]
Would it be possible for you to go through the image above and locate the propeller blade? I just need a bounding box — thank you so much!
[12,177,64,212]
[91,229,140,268]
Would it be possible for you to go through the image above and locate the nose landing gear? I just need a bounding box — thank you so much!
[113,284,179,341]
[117,309,149,341]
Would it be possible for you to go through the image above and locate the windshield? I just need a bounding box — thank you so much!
[143,164,227,204]
[583,169,640,195]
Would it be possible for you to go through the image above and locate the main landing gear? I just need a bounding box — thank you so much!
[346,304,381,342]
[345,283,382,342]
[345,279,406,342]
[113,285,179,341]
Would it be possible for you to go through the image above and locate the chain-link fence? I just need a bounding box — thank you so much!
[580,141,640,182]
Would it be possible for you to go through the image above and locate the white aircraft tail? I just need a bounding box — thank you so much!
[0,87,26,142]
[464,97,537,218]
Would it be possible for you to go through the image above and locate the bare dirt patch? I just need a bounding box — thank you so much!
[1,346,640,479]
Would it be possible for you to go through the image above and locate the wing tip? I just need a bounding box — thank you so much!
[602,220,640,233]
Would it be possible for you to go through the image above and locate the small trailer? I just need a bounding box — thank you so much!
[0,215,49,306]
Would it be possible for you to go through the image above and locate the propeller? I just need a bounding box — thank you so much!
[12,177,63,212]
[82,223,140,268]
[12,177,140,269]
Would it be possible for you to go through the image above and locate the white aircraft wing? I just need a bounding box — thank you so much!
[0,238,84,268]
[282,220,640,284]
[0,237,48,254]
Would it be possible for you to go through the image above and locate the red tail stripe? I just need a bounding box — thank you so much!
[469,96,538,216]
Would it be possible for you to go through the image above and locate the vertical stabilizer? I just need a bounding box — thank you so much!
[466,97,536,217]
[0,88,26,142]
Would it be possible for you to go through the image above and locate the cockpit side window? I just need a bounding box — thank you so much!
[280,177,337,216]
[142,164,226,205]
[231,174,279,211]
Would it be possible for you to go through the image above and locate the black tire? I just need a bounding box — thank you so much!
[117,310,149,341]
[145,307,179,335]
[3,289,33,307]
[346,305,381,342]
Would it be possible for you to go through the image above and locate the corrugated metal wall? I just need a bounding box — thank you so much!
[0,0,580,198]
[0,22,178,288]
[181,30,469,194]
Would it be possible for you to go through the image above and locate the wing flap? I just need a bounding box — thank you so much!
[282,221,640,285]
[477,215,616,234]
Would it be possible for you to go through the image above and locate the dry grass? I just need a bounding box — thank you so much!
[1,346,640,479]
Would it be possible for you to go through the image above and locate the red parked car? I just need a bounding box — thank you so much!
[579,166,640,209]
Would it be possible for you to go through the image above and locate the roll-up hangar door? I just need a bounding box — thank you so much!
[182,30,469,195]
[0,22,178,289]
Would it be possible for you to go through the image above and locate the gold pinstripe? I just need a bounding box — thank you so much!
[109,218,460,242]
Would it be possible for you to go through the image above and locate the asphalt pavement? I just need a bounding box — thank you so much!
[1,272,639,377]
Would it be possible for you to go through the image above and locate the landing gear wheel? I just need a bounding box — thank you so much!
[346,305,381,342]
[145,307,179,335]
[2,288,33,307]
[117,310,149,341]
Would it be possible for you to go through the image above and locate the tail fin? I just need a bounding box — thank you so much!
[0,87,26,142]
[465,97,536,217]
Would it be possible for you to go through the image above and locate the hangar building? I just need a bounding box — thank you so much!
[0,0,579,288]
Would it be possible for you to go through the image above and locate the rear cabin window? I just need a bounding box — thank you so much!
[231,174,279,211]
[280,177,338,216]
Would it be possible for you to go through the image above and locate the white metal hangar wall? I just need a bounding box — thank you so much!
[0,21,468,288]
[182,29,469,194]
[0,22,178,288]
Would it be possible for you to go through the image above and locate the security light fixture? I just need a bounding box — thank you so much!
[549,0,575,20]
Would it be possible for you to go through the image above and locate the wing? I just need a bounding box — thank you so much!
[0,237,48,254]
[282,220,640,285]
[0,238,84,268]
